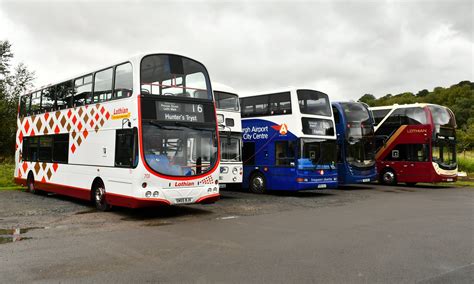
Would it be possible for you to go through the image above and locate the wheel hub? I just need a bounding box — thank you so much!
[252,176,264,191]
[95,187,105,205]
[383,172,395,183]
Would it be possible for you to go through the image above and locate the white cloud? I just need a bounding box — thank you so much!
[0,0,472,99]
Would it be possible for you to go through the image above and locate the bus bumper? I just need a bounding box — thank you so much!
[295,176,339,190]
[432,175,458,183]
[341,173,378,185]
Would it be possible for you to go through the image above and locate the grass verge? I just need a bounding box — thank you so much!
[0,162,23,191]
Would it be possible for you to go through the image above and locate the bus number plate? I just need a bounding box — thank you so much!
[176,197,193,204]
[362,178,370,183]
[446,178,453,182]
[317,184,327,189]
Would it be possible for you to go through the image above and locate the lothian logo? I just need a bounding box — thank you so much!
[271,123,288,135]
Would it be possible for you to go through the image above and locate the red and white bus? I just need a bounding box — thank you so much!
[370,103,457,186]
[14,53,221,210]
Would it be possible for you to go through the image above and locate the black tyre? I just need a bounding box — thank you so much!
[406,182,417,187]
[249,172,266,194]
[26,174,37,194]
[92,181,111,211]
[380,169,397,186]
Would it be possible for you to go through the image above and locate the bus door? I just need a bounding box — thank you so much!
[271,140,297,190]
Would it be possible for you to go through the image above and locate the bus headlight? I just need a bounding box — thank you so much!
[145,191,152,198]
[220,166,229,174]
[232,167,239,175]
[217,114,224,124]
[153,191,159,197]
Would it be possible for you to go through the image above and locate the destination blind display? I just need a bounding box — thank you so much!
[302,118,335,136]
[156,101,205,123]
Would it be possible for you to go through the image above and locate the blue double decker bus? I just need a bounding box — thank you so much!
[332,102,377,185]
[240,88,338,193]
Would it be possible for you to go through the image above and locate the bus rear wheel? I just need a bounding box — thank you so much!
[93,182,111,211]
[26,174,38,194]
[380,169,397,186]
[249,172,266,194]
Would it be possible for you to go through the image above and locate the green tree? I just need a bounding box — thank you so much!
[358,94,376,106]
[0,40,35,159]
[357,80,474,149]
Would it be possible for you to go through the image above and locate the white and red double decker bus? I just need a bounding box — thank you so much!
[370,103,457,186]
[14,53,221,210]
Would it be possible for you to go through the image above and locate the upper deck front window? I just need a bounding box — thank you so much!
[215,91,239,111]
[428,105,455,127]
[297,90,331,117]
[140,54,212,100]
[341,102,374,137]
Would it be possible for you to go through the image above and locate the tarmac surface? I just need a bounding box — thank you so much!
[0,184,473,283]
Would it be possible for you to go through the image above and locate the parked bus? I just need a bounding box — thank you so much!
[332,102,377,185]
[214,83,243,188]
[14,53,221,210]
[240,88,338,193]
[370,103,457,186]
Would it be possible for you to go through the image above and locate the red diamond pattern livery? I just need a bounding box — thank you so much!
[200,175,214,185]
[15,104,111,182]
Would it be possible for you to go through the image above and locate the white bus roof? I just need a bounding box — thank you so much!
[22,52,205,96]
[240,87,328,98]
[369,103,435,110]
[212,82,238,95]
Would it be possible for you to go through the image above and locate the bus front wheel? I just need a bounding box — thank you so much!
[93,182,111,211]
[249,172,267,194]
[380,169,397,186]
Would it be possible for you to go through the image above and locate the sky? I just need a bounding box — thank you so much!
[0,0,472,101]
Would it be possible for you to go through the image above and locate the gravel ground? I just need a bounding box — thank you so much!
[0,183,472,283]
[0,183,457,236]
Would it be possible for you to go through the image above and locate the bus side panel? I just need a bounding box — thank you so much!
[376,125,435,183]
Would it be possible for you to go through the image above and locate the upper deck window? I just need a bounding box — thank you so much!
[74,75,92,107]
[91,68,113,103]
[240,92,291,117]
[297,90,331,117]
[140,54,211,100]
[341,102,371,124]
[19,94,31,117]
[54,81,74,110]
[30,91,41,115]
[215,91,239,111]
[114,63,133,98]
[372,109,390,125]
[428,105,456,128]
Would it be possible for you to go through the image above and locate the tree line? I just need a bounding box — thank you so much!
[0,40,35,160]
[0,39,472,159]
[359,81,474,152]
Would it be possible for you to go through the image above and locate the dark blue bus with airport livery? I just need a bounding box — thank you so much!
[240,88,338,193]
[332,102,377,185]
